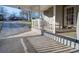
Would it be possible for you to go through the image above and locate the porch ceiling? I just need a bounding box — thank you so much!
[5,5,53,12]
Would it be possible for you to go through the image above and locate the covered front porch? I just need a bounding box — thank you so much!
[55,5,77,39]
[0,5,79,53]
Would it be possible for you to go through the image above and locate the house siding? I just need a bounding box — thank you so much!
[56,5,63,29]
[77,5,79,40]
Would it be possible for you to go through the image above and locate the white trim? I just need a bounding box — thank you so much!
[20,38,28,53]
[53,5,56,34]
[64,5,76,27]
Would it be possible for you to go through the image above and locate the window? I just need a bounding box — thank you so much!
[66,7,74,25]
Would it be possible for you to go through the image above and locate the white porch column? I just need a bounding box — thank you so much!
[53,5,56,34]
[77,6,79,40]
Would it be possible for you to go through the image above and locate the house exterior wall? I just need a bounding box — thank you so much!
[77,5,79,40]
[55,5,77,30]
[56,5,63,29]
[43,5,64,33]
[42,5,78,34]
[64,5,77,28]
[44,7,54,17]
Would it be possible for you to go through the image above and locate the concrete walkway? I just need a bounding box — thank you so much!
[0,29,41,53]
[0,38,25,53]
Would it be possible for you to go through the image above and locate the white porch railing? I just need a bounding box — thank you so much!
[32,19,41,29]
[43,15,55,34]
[31,19,42,34]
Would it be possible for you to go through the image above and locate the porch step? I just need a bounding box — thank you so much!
[23,36,78,53]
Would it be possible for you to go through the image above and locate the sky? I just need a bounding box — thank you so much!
[2,6,21,16]
[0,6,40,19]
